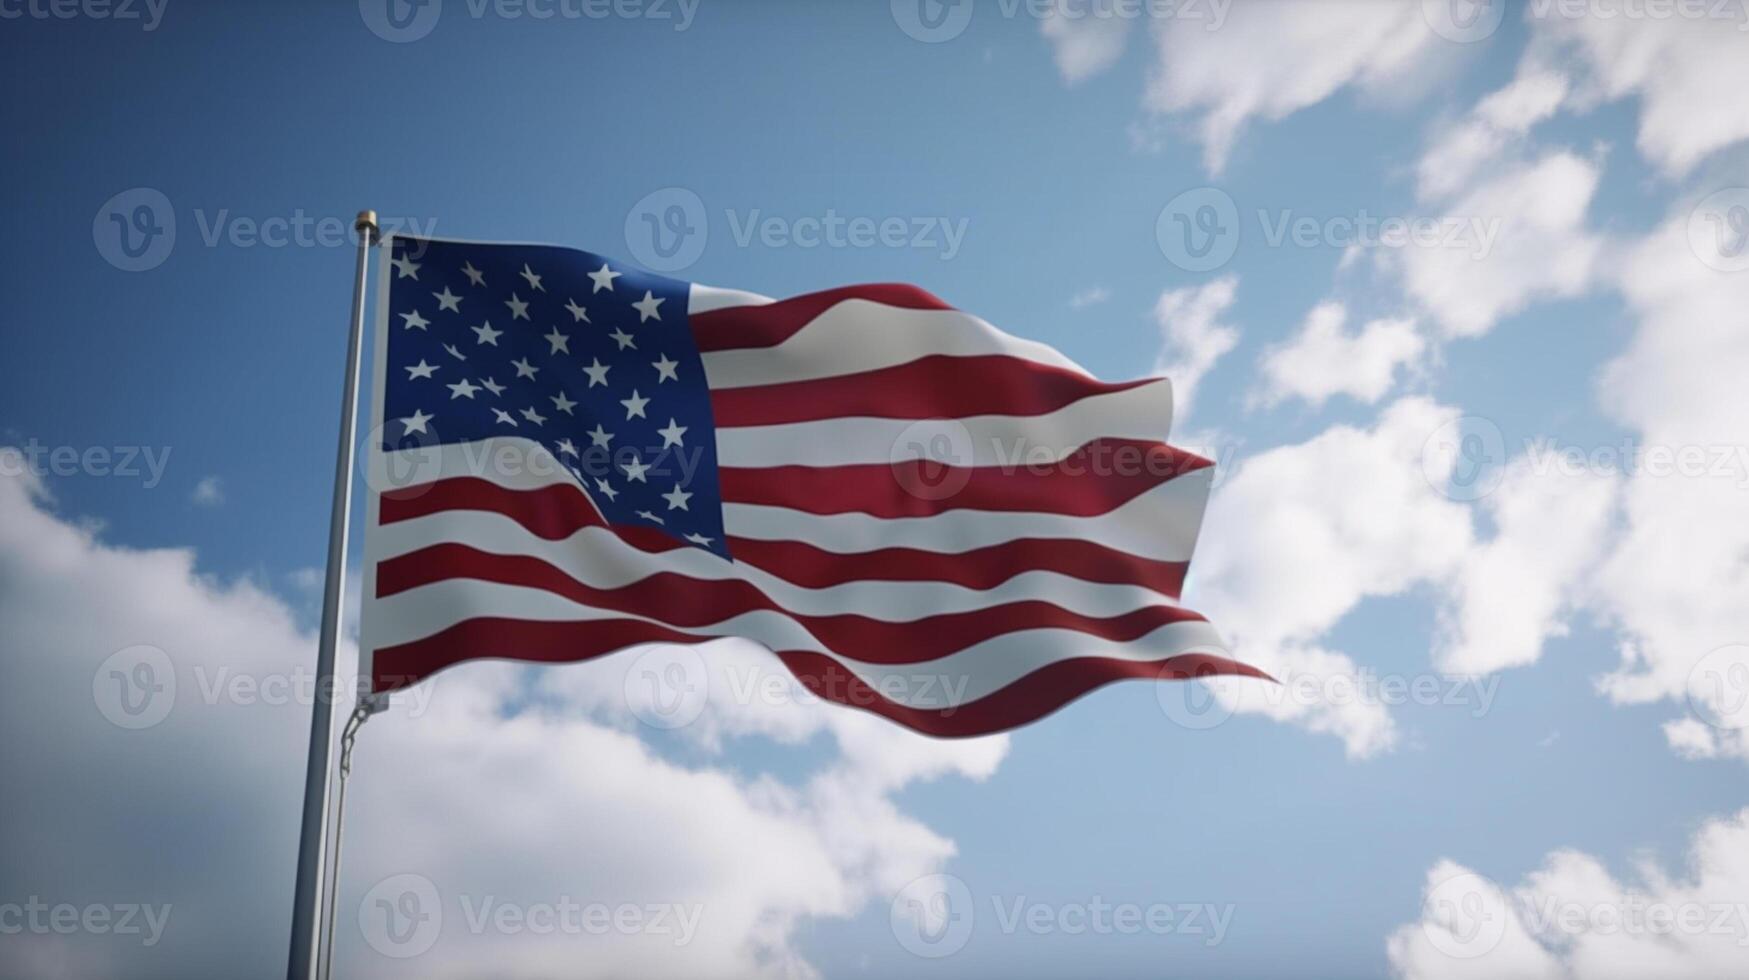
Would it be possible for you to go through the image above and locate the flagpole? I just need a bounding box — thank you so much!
[318,699,382,980]
[287,209,378,980]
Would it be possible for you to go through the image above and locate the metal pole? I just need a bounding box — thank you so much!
[287,210,378,980]
[318,702,377,980]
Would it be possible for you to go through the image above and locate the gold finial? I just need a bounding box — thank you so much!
[355,209,380,243]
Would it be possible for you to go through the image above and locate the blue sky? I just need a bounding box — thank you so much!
[4,3,1749,979]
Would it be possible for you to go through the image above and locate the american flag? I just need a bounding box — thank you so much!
[359,235,1266,736]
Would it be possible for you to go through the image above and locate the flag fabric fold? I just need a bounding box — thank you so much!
[359,235,1265,737]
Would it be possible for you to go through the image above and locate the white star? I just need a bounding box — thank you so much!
[662,484,693,511]
[635,509,665,525]
[399,310,430,330]
[492,408,518,426]
[442,343,467,361]
[544,327,570,354]
[480,377,506,396]
[633,291,664,322]
[551,392,577,415]
[651,354,680,382]
[390,254,421,279]
[683,532,714,547]
[447,378,480,399]
[461,261,485,287]
[620,390,650,419]
[519,263,545,292]
[512,357,539,380]
[564,298,590,323]
[583,358,610,387]
[608,327,636,350]
[588,263,622,293]
[405,359,438,380]
[471,321,503,346]
[556,438,578,456]
[621,455,651,483]
[521,407,547,426]
[657,418,687,448]
[433,287,461,313]
[594,479,619,502]
[586,424,613,448]
[401,409,433,435]
[505,293,530,320]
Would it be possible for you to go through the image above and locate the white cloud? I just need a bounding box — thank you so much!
[1151,275,1239,418]
[1396,151,1603,337]
[1069,285,1111,309]
[1435,454,1618,675]
[0,456,1005,979]
[1255,301,1425,408]
[1533,13,1749,177]
[1187,394,1618,755]
[1144,3,1439,173]
[1587,201,1749,761]
[1418,69,1571,201]
[1387,808,1749,979]
[191,476,224,507]
[1039,8,1132,84]
[1190,398,1477,757]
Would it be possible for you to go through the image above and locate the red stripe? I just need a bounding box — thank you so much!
[719,438,1211,518]
[726,535,1187,598]
[691,283,953,353]
[380,477,1190,596]
[376,543,1206,665]
[381,477,683,552]
[710,355,1156,426]
[778,651,1273,738]
[369,617,1270,738]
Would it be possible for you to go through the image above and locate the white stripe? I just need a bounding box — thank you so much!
[722,467,1213,563]
[699,300,1094,388]
[689,282,771,314]
[371,436,1212,563]
[370,437,600,498]
[370,579,1227,709]
[715,379,1177,467]
[373,507,1183,619]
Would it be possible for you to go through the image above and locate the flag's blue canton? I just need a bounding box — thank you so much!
[382,236,729,558]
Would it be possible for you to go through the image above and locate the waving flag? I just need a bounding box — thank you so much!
[359,235,1265,736]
